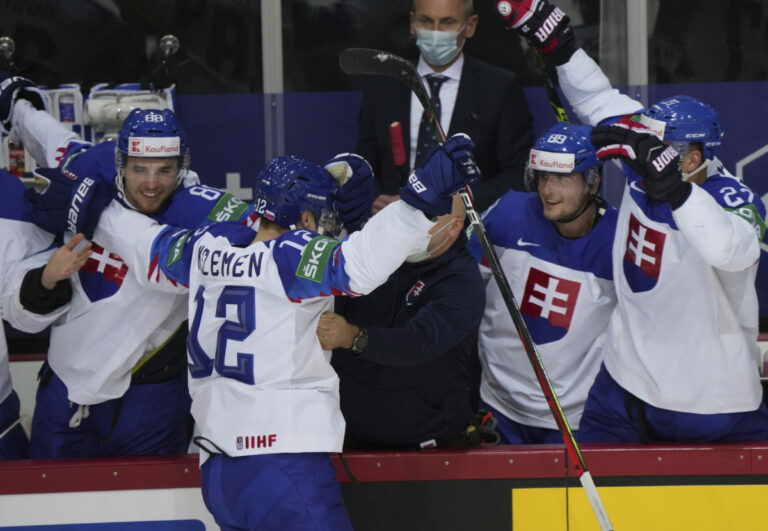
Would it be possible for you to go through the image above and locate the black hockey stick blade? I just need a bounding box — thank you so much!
[339,48,431,118]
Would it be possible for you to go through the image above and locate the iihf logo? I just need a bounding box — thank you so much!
[236,436,243,450]
[405,280,425,306]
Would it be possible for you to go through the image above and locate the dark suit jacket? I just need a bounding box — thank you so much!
[355,54,534,213]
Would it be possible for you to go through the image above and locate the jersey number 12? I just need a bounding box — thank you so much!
[187,284,256,384]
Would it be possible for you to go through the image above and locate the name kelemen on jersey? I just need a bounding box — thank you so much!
[197,244,265,278]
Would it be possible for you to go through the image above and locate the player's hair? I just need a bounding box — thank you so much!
[412,0,474,18]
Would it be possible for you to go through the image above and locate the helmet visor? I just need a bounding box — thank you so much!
[317,207,342,237]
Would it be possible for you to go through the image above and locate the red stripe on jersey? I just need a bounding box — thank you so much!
[148,255,159,281]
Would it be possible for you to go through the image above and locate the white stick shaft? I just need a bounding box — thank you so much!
[579,471,613,530]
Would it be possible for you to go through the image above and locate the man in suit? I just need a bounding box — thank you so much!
[356,0,534,215]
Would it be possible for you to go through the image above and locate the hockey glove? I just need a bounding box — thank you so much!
[495,0,575,65]
[0,71,47,134]
[24,167,113,239]
[324,153,375,233]
[591,123,691,207]
[399,133,480,218]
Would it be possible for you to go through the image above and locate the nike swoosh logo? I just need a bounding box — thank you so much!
[517,237,540,247]
[629,180,646,195]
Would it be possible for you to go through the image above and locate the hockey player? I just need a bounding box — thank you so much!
[3,99,259,458]
[77,134,479,529]
[0,171,56,459]
[472,122,617,443]
[495,0,768,442]
[0,169,94,459]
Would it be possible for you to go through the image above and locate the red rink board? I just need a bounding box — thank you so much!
[2,443,768,495]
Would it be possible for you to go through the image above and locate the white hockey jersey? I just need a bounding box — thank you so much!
[605,171,764,413]
[558,48,766,414]
[474,191,617,429]
[92,200,435,457]
[4,184,257,405]
[0,173,55,404]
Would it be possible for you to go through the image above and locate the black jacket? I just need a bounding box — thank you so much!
[355,54,534,212]
[331,233,486,448]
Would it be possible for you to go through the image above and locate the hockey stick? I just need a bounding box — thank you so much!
[0,417,23,444]
[340,48,613,531]
[532,48,569,123]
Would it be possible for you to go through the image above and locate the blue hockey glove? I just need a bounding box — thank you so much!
[591,123,690,207]
[24,167,114,239]
[0,71,47,134]
[399,133,480,218]
[325,153,375,232]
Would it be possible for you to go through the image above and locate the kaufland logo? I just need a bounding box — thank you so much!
[529,149,575,172]
[130,139,144,153]
[129,136,181,157]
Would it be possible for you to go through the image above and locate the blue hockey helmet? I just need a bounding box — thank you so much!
[644,95,724,160]
[116,108,190,165]
[114,108,190,194]
[525,122,602,191]
[254,155,341,235]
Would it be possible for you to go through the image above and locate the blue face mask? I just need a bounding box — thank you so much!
[415,26,465,67]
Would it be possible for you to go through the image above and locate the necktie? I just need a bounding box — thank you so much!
[414,74,448,169]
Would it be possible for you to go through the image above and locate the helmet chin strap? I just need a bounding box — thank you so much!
[681,158,711,181]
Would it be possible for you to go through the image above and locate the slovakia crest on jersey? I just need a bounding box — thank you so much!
[623,213,666,292]
[78,243,128,302]
[519,267,580,344]
[405,280,425,306]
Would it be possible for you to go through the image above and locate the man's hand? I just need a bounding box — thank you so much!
[372,193,400,216]
[316,311,359,351]
[399,133,480,218]
[41,233,93,290]
[591,123,689,205]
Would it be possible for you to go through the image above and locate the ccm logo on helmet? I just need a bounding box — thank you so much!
[129,136,181,157]
[67,177,96,233]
